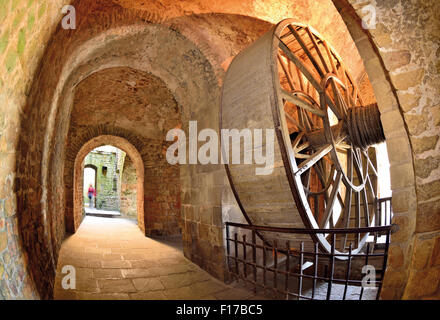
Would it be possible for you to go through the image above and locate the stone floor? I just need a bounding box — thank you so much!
[54,216,263,300]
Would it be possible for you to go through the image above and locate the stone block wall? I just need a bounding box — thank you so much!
[120,157,138,220]
[0,0,68,299]
[336,0,440,299]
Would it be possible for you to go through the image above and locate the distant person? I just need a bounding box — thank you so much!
[87,184,97,208]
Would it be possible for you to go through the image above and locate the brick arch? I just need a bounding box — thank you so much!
[65,129,146,234]
[331,0,418,299]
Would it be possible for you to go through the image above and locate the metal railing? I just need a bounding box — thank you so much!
[225,222,392,300]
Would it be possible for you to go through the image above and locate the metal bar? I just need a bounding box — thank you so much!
[243,234,247,279]
[263,244,267,295]
[312,242,318,299]
[359,242,371,300]
[326,234,336,300]
[285,241,290,299]
[226,224,230,271]
[234,233,239,278]
[342,244,353,300]
[225,222,392,234]
[274,240,278,292]
[298,242,304,301]
[252,230,257,294]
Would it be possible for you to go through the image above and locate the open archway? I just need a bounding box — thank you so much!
[73,135,145,233]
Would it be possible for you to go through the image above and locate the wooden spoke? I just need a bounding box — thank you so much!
[305,27,330,73]
[307,165,336,196]
[319,171,342,228]
[288,25,324,77]
[295,141,310,153]
[278,39,342,120]
[355,192,361,246]
[291,132,304,149]
[295,65,305,91]
[341,149,353,249]
[362,149,378,177]
[278,54,296,91]
[281,89,325,117]
[296,144,333,176]
[283,105,305,131]
[362,188,370,227]
[278,39,321,91]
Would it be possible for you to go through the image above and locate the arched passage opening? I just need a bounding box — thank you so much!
[83,164,98,209]
[73,136,145,233]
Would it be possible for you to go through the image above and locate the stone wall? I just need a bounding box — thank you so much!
[121,157,138,220]
[334,0,440,299]
[0,0,68,299]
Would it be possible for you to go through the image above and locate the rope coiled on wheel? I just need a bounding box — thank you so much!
[346,104,385,150]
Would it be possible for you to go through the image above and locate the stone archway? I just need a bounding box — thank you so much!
[73,136,145,233]
[330,0,422,300]
[83,164,98,208]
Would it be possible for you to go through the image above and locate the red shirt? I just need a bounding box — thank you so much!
[88,187,96,196]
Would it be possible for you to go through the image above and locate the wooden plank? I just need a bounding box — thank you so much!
[320,171,342,228]
[278,54,296,91]
[281,89,325,117]
[295,143,333,176]
[288,25,324,77]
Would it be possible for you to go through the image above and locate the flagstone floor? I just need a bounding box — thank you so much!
[54,216,264,300]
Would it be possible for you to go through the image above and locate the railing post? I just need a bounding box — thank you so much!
[359,242,370,300]
[342,243,353,300]
[273,240,278,292]
[326,233,336,300]
[298,242,304,300]
[285,241,290,300]
[243,234,247,279]
[226,223,230,272]
[252,230,257,294]
[312,242,318,299]
[234,233,239,278]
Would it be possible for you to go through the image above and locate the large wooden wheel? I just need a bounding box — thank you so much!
[221,19,385,256]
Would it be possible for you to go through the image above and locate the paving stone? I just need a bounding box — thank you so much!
[121,268,152,279]
[93,268,123,279]
[129,291,167,300]
[98,279,137,293]
[132,278,165,291]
